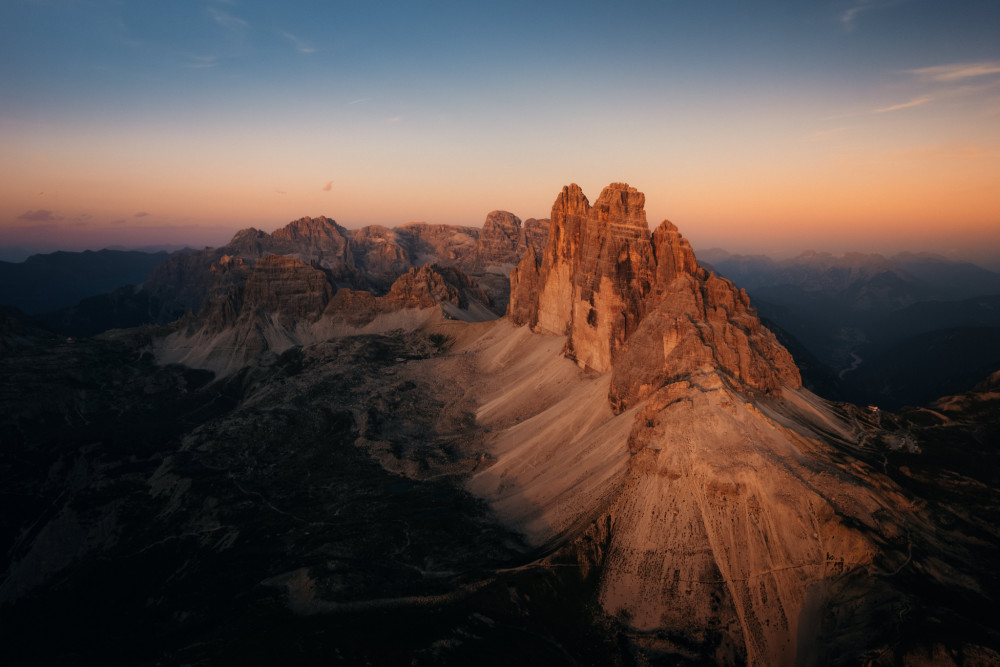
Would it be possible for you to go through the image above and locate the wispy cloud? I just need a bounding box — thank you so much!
[17,209,61,222]
[349,98,370,105]
[872,96,931,113]
[321,181,333,191]
[208,7,248,35]
[909,61,1000,82]
[134,211,149,218]
[841,0,906,30]
[280,31,318,54]
[275,189,287,195]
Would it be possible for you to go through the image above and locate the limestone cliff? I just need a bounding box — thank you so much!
[509,183,799,409]
[470,210,523,268]
[157,255,493,375]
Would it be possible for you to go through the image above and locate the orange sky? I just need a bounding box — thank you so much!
[2,2,999,266]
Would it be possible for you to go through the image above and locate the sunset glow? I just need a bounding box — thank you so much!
[2,1,999,264]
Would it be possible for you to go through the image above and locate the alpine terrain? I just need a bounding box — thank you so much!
[1,184,998,665]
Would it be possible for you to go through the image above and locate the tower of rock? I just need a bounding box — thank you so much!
[508,182,800,410]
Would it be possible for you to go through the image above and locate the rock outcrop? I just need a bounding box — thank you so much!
[509,183,799,409]
[464,210,551,272]
[137,213,547,329]
[470,210,523,268]
[519,218,551,259]
[348,225,411,279]
[473,184,935,665]
[157,255,494,375]
[197,254,334,334]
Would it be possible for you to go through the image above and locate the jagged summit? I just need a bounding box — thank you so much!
[509,182,800,410]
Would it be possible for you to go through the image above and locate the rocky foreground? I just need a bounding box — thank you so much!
[2,184,999,665]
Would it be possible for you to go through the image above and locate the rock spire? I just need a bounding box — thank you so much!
[508,182,800,409]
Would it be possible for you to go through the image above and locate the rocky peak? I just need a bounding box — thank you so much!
[271,216,353,267]
[272,215,345,243]
[518,218,550,258]
[470,210,523,268]
[509,182,800,409]
[651,219,699,285]
[197,254,333,334]
[226,228,268,256]
[591,182,646,229]
[349,225,410,278]
[384,265,464,309]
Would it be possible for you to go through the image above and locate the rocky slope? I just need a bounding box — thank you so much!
[2,183,997,665]
[471,183,997,664]
[157,255,494,377]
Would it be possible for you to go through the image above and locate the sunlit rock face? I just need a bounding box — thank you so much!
[490,184,902,665]
[508,182,800,409]
[520,217,550,259]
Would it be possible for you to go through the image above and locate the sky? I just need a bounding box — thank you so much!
[2,0,999,265]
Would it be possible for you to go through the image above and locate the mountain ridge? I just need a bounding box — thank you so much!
[1,183,998,664]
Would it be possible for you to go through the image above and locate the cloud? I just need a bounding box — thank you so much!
[17,209,61,222]
[134,211,149,218]
[872,96,930,113]
[841,0,906,30]
[275,189,287,195]
[208,7,248,35]
[909,62,1000,82]
[321,181,333,191]
[280,31,319,54]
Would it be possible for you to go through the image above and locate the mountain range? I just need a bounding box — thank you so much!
[699,249,1000,408]
[1,184,998,664]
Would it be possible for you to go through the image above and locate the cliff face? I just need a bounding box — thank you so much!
[198,254,333,334]
[159,253,493,376]
[470,210,523,268]
[472,185,923,665]
[509,183,799,409]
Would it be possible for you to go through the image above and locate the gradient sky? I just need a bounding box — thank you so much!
[2,0,999,264]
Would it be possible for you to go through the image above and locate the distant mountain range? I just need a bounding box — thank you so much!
[0,249,170,315]
[699,248,1000,408]
[3,233,999,409]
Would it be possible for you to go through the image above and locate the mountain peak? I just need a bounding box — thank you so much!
[509,182,800,409]
[592,182,646,229]
[274,215,345,240]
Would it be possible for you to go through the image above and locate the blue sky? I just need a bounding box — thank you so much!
[2,0,999,264]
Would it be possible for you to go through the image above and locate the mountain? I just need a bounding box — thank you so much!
[156,256,496,377]
[2,184,998,665]
[701,249,1000,303]
[0,249,169,315]
[29,212,545,339]
[702,249,1000,405]
[848,327,1000,409]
